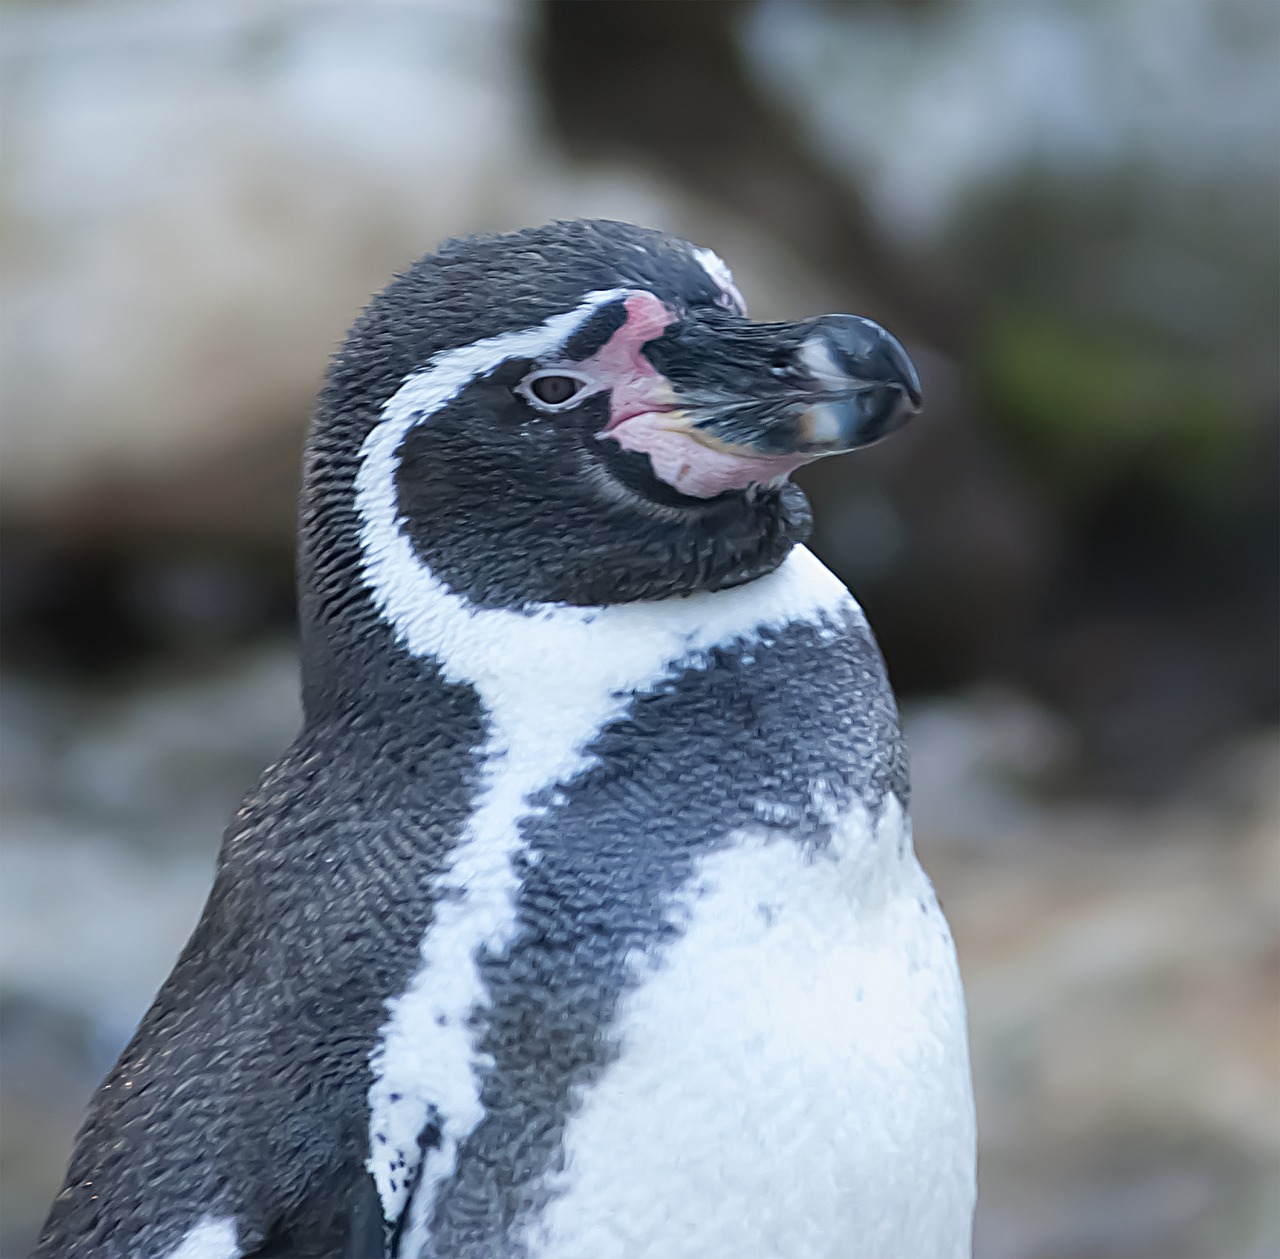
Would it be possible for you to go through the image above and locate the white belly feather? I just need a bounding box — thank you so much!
[525,796,976,1259]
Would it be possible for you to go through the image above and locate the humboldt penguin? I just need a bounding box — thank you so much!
[35,219,976,1259]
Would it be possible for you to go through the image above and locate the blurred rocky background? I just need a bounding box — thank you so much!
[1,1,1276,1255]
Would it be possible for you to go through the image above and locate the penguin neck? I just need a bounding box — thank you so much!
[294,411,818,726]
[295,509,849,743]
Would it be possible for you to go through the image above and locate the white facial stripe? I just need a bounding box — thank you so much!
[168,1216,240,1259]
[359,289,628,480]
[355,297,858,1243]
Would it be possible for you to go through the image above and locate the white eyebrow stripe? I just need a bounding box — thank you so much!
[374,288,631,430]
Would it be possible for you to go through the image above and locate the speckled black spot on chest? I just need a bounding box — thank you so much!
[421,615,907,1253]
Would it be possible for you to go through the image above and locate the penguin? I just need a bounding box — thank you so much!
[34,219,976,1259]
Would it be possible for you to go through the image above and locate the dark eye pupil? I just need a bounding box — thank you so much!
[531,375,579,405]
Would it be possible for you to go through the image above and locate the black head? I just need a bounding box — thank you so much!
[297,220,920,715]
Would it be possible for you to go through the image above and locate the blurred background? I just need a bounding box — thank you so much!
[1,1,1276,1255]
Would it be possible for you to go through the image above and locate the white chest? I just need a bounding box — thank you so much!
[523,799,976,1259]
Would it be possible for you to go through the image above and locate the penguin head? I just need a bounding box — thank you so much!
[298,220,919,696]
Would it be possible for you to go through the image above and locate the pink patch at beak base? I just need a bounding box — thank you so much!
[605,413,810,499]
[575,293,677,424]
[582,291,809,498]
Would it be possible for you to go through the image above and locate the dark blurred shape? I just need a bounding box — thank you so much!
[1023,471,1280,797]
[1,541,295,676]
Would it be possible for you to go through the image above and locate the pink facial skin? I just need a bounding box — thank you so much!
[584,293,811,500]
[605,414,810,499]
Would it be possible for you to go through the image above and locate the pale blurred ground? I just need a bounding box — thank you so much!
[1,3,1277,1257]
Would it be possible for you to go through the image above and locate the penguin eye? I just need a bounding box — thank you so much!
[522,371,592,412]
[532,376,579,405]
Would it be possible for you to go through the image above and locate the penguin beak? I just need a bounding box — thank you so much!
[649,311,922,457]
[601,309,921,499]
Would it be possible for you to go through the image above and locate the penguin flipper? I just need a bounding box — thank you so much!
[345,1171,392,1259]
[243,1167,389,1259]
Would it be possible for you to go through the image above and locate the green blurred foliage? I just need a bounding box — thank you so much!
[981,309,1247,512]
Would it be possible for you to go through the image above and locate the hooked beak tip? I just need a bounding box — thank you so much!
[805,316,922,404]
[796,316,922,450]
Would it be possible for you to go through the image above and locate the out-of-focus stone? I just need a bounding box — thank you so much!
[748,0,1279,249]
[923,731,1280,1259]
[1,641,298,831]
[0,2,522,535]
[902,687,1079,848]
